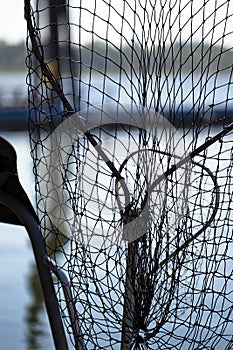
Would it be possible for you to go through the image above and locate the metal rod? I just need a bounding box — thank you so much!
[45,256,86,349]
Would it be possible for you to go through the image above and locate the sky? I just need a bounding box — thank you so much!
[69,0,233,47]
[0,0,26,44]
[0,0,232,46]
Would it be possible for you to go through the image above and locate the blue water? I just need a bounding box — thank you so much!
[0,72,27,106]
[1,70,233,112]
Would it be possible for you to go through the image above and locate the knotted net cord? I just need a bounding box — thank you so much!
[26,1,233,349]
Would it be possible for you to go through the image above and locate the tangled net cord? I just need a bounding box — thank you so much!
[25,0,233,349]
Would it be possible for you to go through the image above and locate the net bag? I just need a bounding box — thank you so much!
[25,1,233,349]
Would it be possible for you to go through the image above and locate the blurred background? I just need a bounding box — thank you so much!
[0,1,54,349]
[0,1,233,349]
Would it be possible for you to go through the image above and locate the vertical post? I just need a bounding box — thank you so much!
[48,0,68,113]
[49,0,68,61]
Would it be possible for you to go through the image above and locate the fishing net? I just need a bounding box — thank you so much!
[25,0,233,349]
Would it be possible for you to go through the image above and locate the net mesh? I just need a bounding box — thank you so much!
[26,1,233,349]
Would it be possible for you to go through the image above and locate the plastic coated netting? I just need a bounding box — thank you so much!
[25,1,233,349]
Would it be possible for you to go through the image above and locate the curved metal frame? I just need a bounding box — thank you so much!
[0,190,69,350]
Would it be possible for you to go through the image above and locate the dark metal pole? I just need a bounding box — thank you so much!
[0,190,69,350]
[121,240,138,349]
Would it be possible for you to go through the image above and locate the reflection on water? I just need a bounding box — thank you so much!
[25,265,51,350]
[0,132,53,350]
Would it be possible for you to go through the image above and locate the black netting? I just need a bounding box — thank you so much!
[25,1,233,349]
